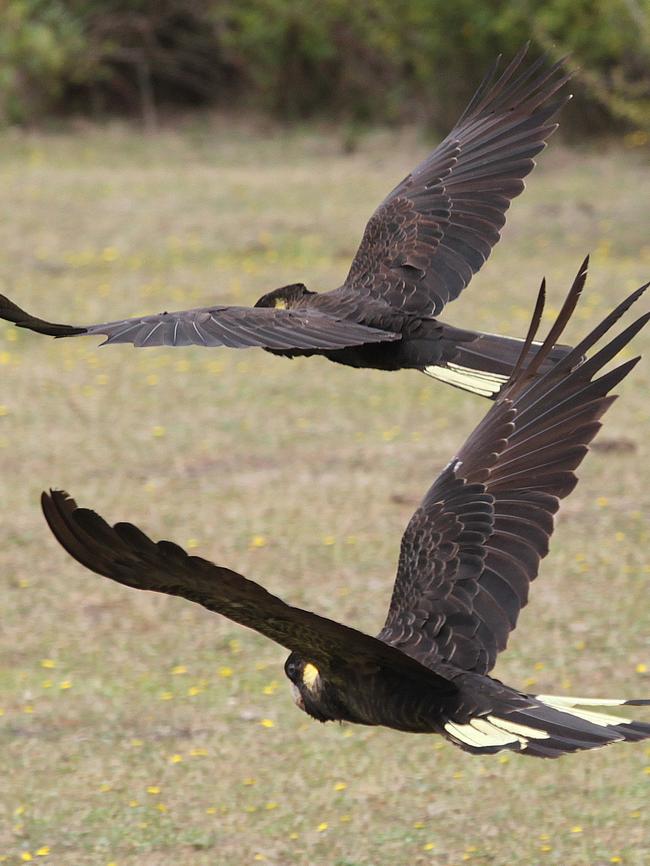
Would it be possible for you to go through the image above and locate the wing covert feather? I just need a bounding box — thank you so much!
[343,47,571,315]
[41,490,452,690]
[0,294,398,350]
[379,264,649,674]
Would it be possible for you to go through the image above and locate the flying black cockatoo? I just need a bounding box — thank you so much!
[1,46,572,398]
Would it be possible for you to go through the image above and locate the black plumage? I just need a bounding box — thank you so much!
[41,259,650,757]
[0,46,573,398]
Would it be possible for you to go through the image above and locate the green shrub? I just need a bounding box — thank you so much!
[0,0,648,132]
[0,1,89,123]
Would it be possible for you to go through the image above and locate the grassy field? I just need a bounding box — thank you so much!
[0,119,649,866]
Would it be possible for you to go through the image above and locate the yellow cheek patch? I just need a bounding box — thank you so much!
[275,297,288,309]
[302,663,320,688]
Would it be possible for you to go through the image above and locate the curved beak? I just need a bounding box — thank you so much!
[291,683,305,712]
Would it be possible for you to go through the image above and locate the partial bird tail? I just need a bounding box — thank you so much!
[444,694,650,758]
[424,328,573,399]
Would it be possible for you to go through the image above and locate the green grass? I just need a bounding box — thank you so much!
[0,120,649,866]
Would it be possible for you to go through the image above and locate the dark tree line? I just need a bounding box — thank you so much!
[2,0,649,132]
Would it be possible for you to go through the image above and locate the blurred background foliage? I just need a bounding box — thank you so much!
[1,0,649,132]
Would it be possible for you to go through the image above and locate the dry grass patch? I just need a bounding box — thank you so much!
[0,123,649,865]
